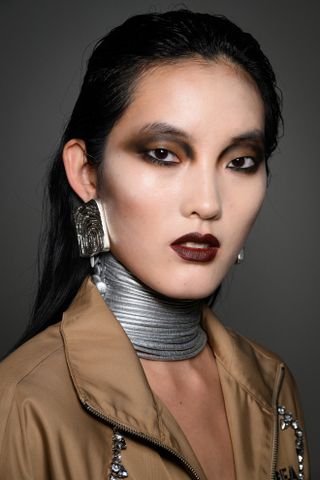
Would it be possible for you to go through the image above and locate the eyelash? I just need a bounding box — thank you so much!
[142,148,178,166]
[142,148,262,172]
[227,156,260,172]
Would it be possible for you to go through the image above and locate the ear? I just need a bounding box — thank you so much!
[62,139,98,202]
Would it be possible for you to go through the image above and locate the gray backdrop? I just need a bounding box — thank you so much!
[1,0,319,476]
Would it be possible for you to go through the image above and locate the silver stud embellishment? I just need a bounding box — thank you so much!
[277,405,304,479]
[109,430,128,479]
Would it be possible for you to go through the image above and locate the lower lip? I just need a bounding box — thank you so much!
[170,245,219,262]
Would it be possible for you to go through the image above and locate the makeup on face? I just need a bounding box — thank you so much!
[170,232,220,262]
[121,122,265,173]
[101,60,267,299]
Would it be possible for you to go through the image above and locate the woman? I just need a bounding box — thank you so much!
[0,9,309,480]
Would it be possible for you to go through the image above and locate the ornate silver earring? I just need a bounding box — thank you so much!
[235,248,245,264]
[73,199,110,259]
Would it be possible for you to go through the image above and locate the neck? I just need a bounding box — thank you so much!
[92,252,207,361]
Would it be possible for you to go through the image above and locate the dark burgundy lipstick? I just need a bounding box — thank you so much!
[170,232,220,262]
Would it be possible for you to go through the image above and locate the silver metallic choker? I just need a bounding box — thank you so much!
[91,252,207,361]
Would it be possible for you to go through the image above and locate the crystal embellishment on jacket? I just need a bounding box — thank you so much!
[109,430,129,479]
[277,405,304,479]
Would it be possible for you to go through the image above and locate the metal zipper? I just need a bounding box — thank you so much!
[81,399,202,480]
[270,364,285,479]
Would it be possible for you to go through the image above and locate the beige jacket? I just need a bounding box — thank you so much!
[0,279,309,479]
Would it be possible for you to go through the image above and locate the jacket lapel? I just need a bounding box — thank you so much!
[202,305,283,479]
[61,278,206,479]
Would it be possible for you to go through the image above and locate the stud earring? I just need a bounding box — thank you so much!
[73,199,110,258]
[235,248,245,265]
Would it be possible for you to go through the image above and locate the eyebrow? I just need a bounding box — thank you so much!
[220,129,265,158]
[139,122,190,138]
[230,130,265,144]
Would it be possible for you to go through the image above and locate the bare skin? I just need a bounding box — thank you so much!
[140,345,236,480]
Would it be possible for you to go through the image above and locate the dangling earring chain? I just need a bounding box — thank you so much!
[91,256,107,294]
[235,248,245,264]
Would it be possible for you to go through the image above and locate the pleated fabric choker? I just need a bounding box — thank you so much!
[91,252,208,361]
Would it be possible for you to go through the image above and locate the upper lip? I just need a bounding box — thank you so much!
[171,232,220,247]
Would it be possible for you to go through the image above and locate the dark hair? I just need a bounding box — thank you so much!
[13,9,282,350]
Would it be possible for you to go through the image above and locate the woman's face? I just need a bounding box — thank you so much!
[101,60,267,299]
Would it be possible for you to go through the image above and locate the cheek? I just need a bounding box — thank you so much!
[226,175,267,241]
[214,178,266,277]
[101,163,173,247]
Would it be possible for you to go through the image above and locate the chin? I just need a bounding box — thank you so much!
[140,263,224,300]
[152,281,219,301]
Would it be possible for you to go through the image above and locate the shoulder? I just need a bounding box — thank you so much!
[203,305,284,381]
[228,328,299,383]
[227,326,283,363]
[0,322,64,390]
[204,306,302,409]
[228,327,299,385]
[0,321,109,479]
[227,327,303,409]
[0,323,67,447]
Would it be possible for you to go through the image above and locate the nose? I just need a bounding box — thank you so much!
[181,163,222,221]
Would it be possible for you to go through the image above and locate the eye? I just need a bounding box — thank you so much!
[227,156,257,171]
[143,148,178,166]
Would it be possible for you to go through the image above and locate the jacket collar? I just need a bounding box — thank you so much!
[201,304,281,413]
[61,278,207,477]
[61,278,282,477]
[61,278,159,433]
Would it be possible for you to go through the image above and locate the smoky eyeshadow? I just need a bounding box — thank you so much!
[122,133,194,159]
[122,131,266,168]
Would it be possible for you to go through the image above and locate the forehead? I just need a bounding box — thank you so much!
[114,59,265,142]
